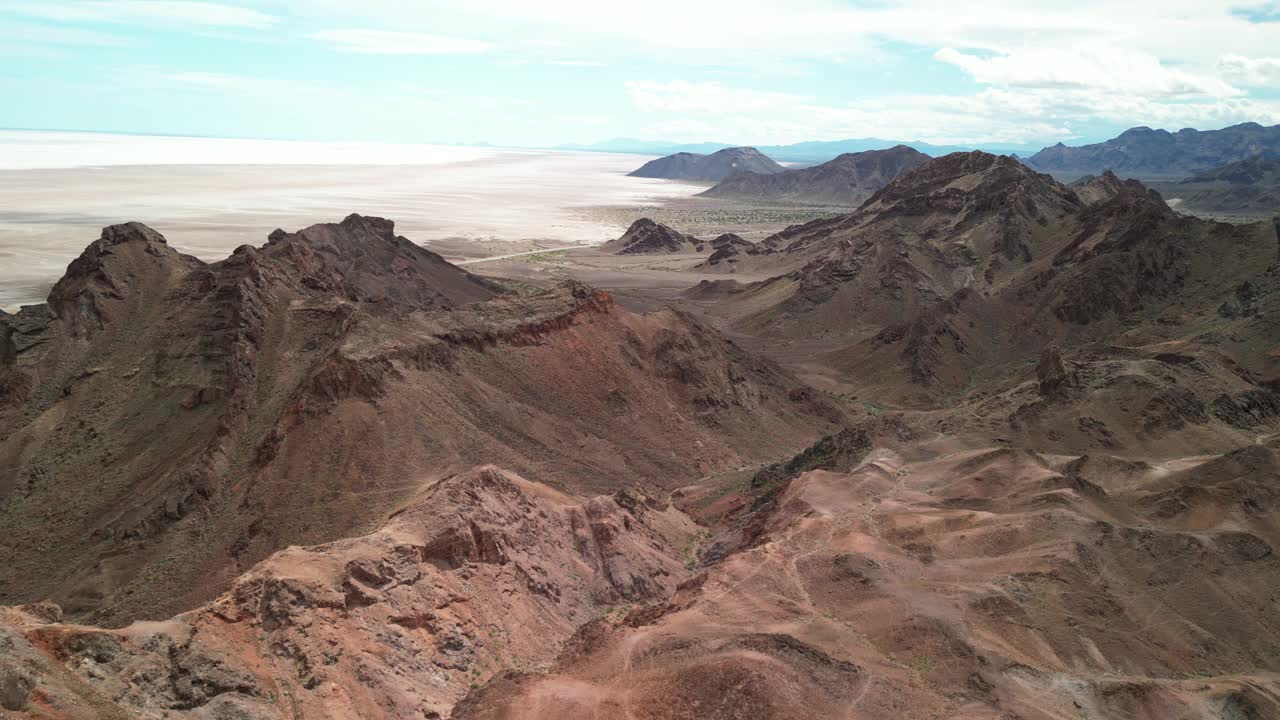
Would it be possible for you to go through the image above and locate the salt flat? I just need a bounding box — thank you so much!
[0,131,701,310]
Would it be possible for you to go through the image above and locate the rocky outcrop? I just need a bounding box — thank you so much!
[46,221,202,339]
[698,233,758,266]
[0,466,701,719]
[602,218,702,254]
[1036,345,1076,397]
[1069,170,1129,205]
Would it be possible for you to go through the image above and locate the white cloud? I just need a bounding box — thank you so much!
[279,1,1280,69]
[11,1,277,29]
[1218,54,1280,85]
[547,60,605,67]
[625,80,810,114]
[310,29,491,55]
[0,19,126,46]
[623,78,1280,146]
[936,46,1240,98]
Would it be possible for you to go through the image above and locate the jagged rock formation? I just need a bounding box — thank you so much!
[0,216,843,626]
[700,145,930,206]
[627,147,784,182]
[698,233,759,267]
[601,218,703,254]
[0,466,701,719]
[1035,345,1074,396]
[1069,170,1130,205]
[1024,122,1280,177]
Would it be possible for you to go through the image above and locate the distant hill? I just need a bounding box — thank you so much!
[627,146,784,182]
[1151,155,1280,218]
[559,137,1042,164]
[700,145,930,206]
[1024,122,1280,178]
[601,218,704,254]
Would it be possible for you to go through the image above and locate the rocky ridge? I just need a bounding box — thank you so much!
[700,144,931,206]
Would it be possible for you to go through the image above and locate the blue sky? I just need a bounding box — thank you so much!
[1,1,1279,149]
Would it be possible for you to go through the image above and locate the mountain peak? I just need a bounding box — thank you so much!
[859,151,1080,235]
[603,217,701,254]
[100,221,171,248]
[627,146,784,181]
[47,222,201,335]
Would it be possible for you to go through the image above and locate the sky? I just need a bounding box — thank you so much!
[1,1,1279,150]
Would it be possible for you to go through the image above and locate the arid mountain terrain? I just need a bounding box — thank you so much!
[1024,121,1280,178]
[701,145,931,206]
[703,152,1279,411]
[627,147,785,182]
[4,147,1280,720]
[1149,156,1280,219]
[0,215,841,628]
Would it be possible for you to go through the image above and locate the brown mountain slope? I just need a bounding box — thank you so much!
[9,436,1280,720]
[700,144,930,206]
[1069,170,1130,205]
[452,442,1280,720]
[0,466,701,719]
[0,217,842,626]
[709,152,1280,411]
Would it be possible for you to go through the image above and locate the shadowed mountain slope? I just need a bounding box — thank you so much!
[1025,122,1280,177]
[627,146,785,182]
[701,145,931,206]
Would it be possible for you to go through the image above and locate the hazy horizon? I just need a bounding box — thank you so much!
[4,1,1278,150]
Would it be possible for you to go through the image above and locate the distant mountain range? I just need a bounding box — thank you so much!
[1023,122,1280,178]
[700,145,930,206]
[1150,155,1280,218]
[557,137,1041,164]
[564,122,1280,181]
